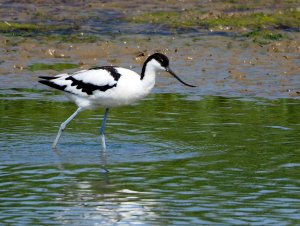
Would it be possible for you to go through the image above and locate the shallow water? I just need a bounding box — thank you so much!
[1,93,299,225]
[1,1,300,224]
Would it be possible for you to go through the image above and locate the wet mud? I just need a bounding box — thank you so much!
[0,0,299,99]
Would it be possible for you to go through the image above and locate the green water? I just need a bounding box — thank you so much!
[0,94,299,225]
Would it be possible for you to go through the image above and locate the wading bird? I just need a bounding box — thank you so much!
[39,53,195,149]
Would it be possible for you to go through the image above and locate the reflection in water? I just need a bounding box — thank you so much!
[54,187,158,225]
[52,146,110,182]
[0,94,300,225]
[42,148,158,224]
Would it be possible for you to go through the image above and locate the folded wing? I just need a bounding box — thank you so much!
[39,67,122,96]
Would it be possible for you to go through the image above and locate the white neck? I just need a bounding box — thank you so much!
[141,59,162,91]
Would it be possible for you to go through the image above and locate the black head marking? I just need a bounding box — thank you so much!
[139,53,196,87]
[141,53,170,79]
[150,53,169,68]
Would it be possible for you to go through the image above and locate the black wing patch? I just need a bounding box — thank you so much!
[89,66,121,81]
[39,80,67,91]
[39,66,121,95]
[65,76,116,95]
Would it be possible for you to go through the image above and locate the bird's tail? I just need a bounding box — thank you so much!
[38,76,57,80]
[38,76,67,91]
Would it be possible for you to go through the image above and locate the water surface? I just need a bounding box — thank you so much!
[1,93,299,225]
[0,1,300,224]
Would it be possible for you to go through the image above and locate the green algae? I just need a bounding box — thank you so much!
[128,9,299,44]
[0,21,71,36]
[129,9,300,31]
[0,21,42,32]
[47,34,99,43]
[205,11,300,30]
[245,29,284,42]
[28,63,78,72]
[241,28,287,45]
[129,11,198,28]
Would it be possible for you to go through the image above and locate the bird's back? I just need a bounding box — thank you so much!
[39,66,145,108]
[39,67,124,95]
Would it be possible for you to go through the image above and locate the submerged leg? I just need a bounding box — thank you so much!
[52,107,83,149]
[100,108,109,149]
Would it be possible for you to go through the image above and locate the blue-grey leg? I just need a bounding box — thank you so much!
[52,107,83,149]
[100,108,109,149]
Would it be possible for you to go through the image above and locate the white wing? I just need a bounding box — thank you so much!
[39,67,123,96]
[71,68,118,87]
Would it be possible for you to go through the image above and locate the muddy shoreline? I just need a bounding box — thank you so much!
[0,0,299,99]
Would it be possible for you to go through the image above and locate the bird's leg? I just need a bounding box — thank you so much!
[52,107,83,149]
[100,108,109,150]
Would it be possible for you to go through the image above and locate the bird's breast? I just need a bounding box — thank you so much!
[89,74,154,108]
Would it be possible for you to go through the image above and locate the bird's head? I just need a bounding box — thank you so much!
[144,53,196,87]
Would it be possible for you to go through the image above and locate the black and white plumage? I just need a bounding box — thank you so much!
[39,53,195,149]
